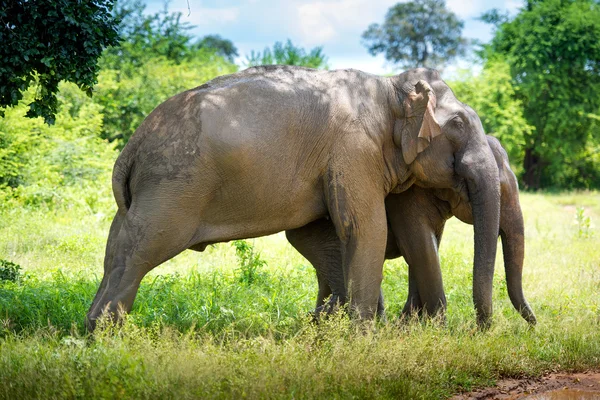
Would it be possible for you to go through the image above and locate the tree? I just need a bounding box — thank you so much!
[0,82,116,210]
[95,53,237,146]
[0,0,119,124]
[94,1,238,146]
[362,0,467,69]
[450,59,534,177]
[246,40,328,69]
[487,0,600,189]
[194,35,238,63]
[100,0,194,71]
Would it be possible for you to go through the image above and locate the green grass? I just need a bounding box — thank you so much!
[1,192,599,399]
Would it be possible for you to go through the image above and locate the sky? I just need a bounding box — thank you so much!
[144,0,524,75]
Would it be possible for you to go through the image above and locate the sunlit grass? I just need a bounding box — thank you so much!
[1,191,599,399]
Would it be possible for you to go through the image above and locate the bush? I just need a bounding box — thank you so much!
[0,259,21,282]
[449,59,534,177]
[95,51,238,146]
[0,83,117,212]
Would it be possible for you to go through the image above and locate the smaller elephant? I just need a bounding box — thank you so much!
[286,136,536,325]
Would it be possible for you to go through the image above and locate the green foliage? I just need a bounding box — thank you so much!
[478,8,510,26]
[0,259,21,282]
[575,207,594,239]
[194,34,239,63]
[0,109,38,189]
[486,0,600,189]
[246,39,328,69]
[0,320,598,400]
[362,0,468,69]
[232,240,267,285]
[0,0,119,123]
[100,0,195,71]
[94,53,237,145]
[449,59,534,175]
[93,0,238,146]
[0,84,117,210]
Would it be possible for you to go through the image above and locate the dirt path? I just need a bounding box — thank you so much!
[450,371,600,399]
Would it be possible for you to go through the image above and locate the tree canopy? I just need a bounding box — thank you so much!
[3,0,598,190]
[362,0,467,69]
[450,59,534,178]
[486,0,600,189]
[100,0,194,71]
[194,35,239,63]
[95,0,238,145]
[0,0,119,124]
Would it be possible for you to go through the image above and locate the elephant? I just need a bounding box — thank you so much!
[86,66,501,331]
[286,136,536,325]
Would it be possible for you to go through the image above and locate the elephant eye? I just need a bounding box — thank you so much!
[442,114,464,132]
[450,115,465,129]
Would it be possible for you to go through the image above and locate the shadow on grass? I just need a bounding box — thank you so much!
[0,269,312,338]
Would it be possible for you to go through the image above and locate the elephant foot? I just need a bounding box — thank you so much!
[400,300,423,321]
[85,302,127,333]
[311,295,346,322]
[376,293,387,323]
[311,293,386,323]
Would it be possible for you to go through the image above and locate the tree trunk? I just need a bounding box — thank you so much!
[523,147,540,190]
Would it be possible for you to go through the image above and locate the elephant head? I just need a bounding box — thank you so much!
[390,69,501,327]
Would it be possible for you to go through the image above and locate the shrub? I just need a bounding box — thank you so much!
[0,259,21,282]
[232,240,267,285]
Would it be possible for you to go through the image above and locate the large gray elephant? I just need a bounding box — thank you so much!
[86,66,501,331]
[286,136,536,325]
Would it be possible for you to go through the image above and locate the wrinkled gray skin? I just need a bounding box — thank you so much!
[286,136,536,325]
[86,66,500,331]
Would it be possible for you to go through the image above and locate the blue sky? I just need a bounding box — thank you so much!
[144,0,523,75]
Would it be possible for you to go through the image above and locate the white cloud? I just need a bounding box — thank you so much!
[297,3,337,43]
[446,0,485,18]
[295,0,396,46]
[329,53,391,74]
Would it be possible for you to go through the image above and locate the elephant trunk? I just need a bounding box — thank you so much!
[499,184,537,325]
[457,143,501,328]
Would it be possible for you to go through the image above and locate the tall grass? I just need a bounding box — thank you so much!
[1,192,599,398]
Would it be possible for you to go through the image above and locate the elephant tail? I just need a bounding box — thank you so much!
[112,142,136,212]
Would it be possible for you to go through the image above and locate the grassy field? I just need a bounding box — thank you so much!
[0,191,599,399]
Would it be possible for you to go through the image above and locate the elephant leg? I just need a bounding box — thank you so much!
[287,219,387,320]
[285,219,345,313]
[326,169,387,320]
[89,210,126,316]
[86,203,197,331]
[386,191,447,320]
[376,288,386,320]
[401,265,423,318]
[400,227,445,319]
[317,273,334,310]
[403,235,446,319]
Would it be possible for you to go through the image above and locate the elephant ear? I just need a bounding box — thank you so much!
[394,80,442,165]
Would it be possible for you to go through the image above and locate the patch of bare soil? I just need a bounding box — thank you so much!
[450,371,600,400]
